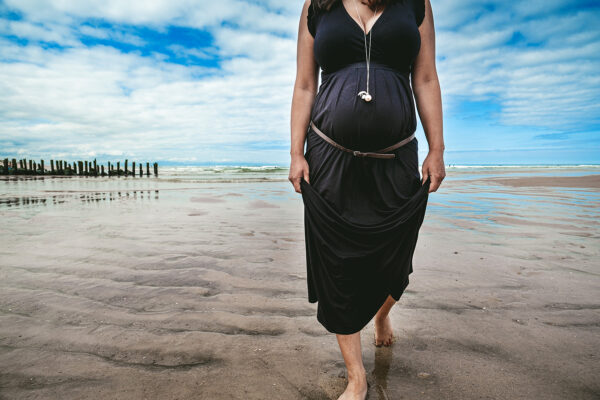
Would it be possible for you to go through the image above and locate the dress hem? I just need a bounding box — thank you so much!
[312,270,413,335]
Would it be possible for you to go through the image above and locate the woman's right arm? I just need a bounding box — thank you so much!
[289,0,319,193]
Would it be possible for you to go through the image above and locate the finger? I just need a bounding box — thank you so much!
[303,170,310,185]
[422,164,431,184]
[421,169,429,185]
[293,177,301,193]
[429,175,440,193]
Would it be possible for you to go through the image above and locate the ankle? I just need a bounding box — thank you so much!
[374,313,389,323]
[347,366,366,381]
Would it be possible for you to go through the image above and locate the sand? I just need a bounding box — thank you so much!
[483,174,600,188]
[0,168,598,399]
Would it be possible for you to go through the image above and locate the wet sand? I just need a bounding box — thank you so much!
[0,168,599,399]
[484,174,600,188]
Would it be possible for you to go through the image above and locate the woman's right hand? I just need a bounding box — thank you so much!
[289,154,310,193]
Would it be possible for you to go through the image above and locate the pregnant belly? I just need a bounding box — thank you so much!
[311,63,417,151]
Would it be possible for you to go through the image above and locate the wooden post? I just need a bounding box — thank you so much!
[153,162,158,176]
[124,159,128,176]
[93,159,98,176]
[139,163,142,177]
[3,159,7,175]
[83,160,88,175]
[146,162,149,176]
[101,165,105,176]
[77,161,83,176]
[117,161,120,176]
[132,162,135,177]
[40,160,44,175]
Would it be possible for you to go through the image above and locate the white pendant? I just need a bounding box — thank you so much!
[358,91,372,102]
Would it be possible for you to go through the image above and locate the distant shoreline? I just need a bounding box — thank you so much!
[149,164,600,168]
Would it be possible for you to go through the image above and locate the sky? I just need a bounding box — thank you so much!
[0,0,599,166]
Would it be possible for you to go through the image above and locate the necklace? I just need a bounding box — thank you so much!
[352,0,379,102]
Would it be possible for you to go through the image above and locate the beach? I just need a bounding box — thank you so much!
[0,165,598,399]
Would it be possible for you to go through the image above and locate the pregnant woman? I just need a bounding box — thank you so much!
[289,0,445,398]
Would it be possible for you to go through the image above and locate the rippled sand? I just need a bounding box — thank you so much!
[0,169,599,399]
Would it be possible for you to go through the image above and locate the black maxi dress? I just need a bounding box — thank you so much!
[300,0,431,335]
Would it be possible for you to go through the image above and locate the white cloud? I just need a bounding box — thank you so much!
[79,25,146,46]
[433,0,600,132]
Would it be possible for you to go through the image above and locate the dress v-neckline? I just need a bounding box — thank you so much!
[340,0,389,36]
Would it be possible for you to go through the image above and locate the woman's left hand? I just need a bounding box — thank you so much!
[421,149,446,192]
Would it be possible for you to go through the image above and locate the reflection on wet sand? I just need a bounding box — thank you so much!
[0,190,159,208]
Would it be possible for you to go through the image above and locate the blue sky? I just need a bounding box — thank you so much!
[0,0,599,166]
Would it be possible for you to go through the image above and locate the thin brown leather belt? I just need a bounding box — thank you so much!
[310,120,415,159]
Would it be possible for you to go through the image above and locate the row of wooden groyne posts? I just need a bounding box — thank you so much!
[0,158,158,177]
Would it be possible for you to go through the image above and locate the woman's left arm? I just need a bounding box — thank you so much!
[412,0,446,193]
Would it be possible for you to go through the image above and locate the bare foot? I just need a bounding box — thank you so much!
[337,369,368,400]
[374,315,394,347]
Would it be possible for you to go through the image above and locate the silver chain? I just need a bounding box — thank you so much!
[352,0,378,98]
